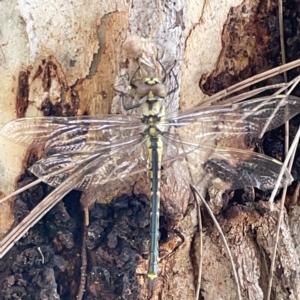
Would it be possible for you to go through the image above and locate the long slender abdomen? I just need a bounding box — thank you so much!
[147,136,163,290]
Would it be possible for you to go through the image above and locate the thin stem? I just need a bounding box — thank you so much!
[191,185,242,300]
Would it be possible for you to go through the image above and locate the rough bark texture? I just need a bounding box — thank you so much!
[1,0,300,299]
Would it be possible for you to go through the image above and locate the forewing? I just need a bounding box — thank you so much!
[0,115,144,152]
[164,95,300,139]
[1,114,149,199]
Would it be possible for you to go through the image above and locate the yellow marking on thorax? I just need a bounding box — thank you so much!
[148,91,155,101]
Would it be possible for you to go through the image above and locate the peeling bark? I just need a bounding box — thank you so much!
[1,0,300,299]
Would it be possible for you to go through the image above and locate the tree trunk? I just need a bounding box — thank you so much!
[1,0,300,299]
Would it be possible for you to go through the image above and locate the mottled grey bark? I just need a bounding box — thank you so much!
[1,0,300,299]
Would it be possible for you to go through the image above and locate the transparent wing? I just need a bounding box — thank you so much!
[2,95,297,196]
[161,132,292,191]
[164,95,300,139]
[159,95,298,191]
[0,115,144,152]
[1,114,149,195]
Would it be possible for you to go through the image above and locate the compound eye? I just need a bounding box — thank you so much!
[136,83,151,97]
[152,83,167,98]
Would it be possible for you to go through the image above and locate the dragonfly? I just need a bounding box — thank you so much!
[0,63,299,291]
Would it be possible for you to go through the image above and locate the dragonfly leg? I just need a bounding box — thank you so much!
[129,65,141,89]
[156,58,179,96]
[156,58,167,83]
[113,86,141,111]
[167,63,179,96]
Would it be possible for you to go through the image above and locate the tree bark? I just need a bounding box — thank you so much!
[1,0,300,299]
